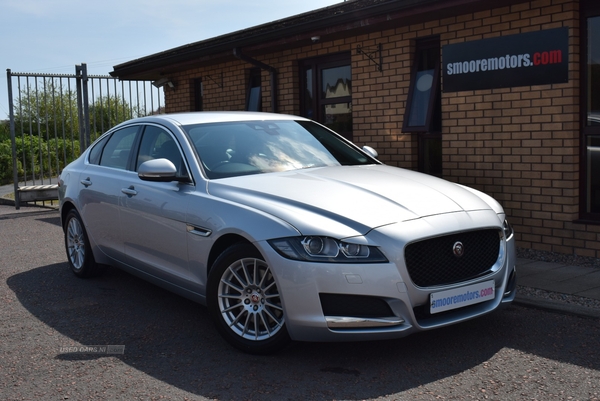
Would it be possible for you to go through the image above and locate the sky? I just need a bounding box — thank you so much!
[0,0,342,119]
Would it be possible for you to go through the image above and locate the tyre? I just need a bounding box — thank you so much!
[207,243,290,354]
[63,209,103,278]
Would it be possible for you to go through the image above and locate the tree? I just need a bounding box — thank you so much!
[13,82,139,143]
[2,79,153,185]
[13,79,79,142]
[4,82,132,184]
[0,135,80,185]
[0,120,9,142]
[89,95,142,141]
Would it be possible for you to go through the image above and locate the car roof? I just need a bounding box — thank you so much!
[122,111,310,127]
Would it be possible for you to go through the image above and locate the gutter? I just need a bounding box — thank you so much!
[110,0,524,80]
[110,0,447,79]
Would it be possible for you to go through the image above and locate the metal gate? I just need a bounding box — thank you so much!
[5,63,164,209]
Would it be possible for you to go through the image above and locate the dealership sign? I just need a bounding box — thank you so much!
[442,28,568,92]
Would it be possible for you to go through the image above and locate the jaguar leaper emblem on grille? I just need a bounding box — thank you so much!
[453,241,464,258]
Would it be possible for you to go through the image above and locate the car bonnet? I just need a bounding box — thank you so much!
[206,164,496,237]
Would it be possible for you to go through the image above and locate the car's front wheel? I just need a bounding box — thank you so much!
[63,209,103,278]
[207,243,290,354]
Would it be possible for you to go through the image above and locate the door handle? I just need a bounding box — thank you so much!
[121,186,138,197]
[80,178,92,187]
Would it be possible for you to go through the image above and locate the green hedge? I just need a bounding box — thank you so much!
[0,136,81,185]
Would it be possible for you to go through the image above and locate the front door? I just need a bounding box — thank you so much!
[119,124,193,287]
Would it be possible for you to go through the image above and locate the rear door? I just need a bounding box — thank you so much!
[77,125,140,262]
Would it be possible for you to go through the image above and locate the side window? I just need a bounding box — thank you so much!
[136,125,189,178]
[99,126,139,169]
[88,135,110,165]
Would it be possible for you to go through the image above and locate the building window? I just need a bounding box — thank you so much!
[300,53,352,140]
[587,135,600,214]
[584,14,600,219]
[246,68,262,111]
[192,78,203,111]
[404,37,442,177]
[404,38,440,133]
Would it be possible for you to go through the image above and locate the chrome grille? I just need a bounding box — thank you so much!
[404,229,500,287]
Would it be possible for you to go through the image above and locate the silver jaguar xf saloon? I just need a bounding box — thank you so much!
[58,112,517,354]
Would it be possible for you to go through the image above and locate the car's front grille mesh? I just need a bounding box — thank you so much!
[404,229,501,287]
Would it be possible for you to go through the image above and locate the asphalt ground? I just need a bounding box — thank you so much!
[1,209,600,400]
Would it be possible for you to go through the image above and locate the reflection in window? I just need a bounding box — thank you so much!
[99,126,138,170]
[322,66,351,99]
[588,17,600,126]
[588,136,600,213]
[303,68,314,119]
[584,16,600,217]
[88,135,109,165]
[246,68,262,111]
[404,37,442,177]
[403,43,440,132]
[324,103,352,135]
[192,78,203,111]
[185,120,375,179]
[137,126,181,171]
[408,70,434,126]
[300,54,352,140]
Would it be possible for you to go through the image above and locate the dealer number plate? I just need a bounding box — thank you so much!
[430,280,495,314]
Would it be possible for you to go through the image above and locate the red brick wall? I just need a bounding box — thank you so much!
[438,0,585,255]
[165,0,600,257]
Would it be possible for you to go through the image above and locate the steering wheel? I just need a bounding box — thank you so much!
[210,160,230,170]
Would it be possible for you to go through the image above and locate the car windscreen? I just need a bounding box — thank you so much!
[183,120,378,179]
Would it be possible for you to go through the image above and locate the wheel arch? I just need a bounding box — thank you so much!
[207,234,254,276]
[60,201,111,267]
[60,201,77,232]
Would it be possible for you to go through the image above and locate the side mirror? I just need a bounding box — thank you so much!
[362,146,378,159]
[138,159,179,182]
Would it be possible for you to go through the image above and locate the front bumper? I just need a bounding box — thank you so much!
[258,212,517,342]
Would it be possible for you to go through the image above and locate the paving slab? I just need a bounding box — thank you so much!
[516,259,567,276]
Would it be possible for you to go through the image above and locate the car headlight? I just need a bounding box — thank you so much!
[268,236,388,263]
[502,219,514,239]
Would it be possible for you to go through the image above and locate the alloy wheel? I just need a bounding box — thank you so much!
[66,216,85,270]
[217,257,284,341]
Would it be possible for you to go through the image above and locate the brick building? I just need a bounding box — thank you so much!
[111,0,600,258]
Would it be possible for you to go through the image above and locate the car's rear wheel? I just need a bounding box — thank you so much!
[207,243,290,354]
[64,209,103,278]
